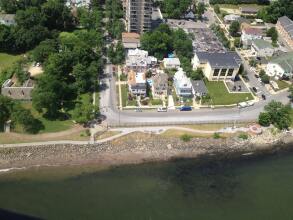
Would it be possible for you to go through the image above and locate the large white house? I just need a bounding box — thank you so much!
[125,48,157,71]
[173,68,193,96]
[266,52,293,78]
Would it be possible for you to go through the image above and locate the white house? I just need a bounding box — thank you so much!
[0,14,15,26]
[125,48,157,71]
[241,27,263,48]
[251,39,275,57]
[224,14,241,23]
[173,68,193,96]
[163,58,181,69]
[127,70,147,96]
[266,52,293,78]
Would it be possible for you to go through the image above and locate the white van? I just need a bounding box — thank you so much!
[157,107,167,112]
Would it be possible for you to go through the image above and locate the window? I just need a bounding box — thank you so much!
[220,69,227,76]
[227,69,234,76]
[213,69,220,76]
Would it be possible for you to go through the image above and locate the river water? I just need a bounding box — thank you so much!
[0,149,293,219]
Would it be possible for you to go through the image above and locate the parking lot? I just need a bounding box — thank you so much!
[225,78,250,93]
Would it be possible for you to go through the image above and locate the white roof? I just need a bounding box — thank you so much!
[224,14,240,21]
[135,72,146,84]
[127,48,148,58]
[163,58,181,66]
[174,68,192,88]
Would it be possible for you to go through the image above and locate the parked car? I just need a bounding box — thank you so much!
[134,108,142,112]
[254,74,259,78]
[180,106,192,111]
[252,87,258,93]
[157,107,167,112]
[261,94,266,100]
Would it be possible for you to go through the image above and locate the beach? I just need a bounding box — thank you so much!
[0,129,292,171]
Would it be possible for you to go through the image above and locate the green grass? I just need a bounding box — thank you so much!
[218,4,265,10]
[290,109,293,127]
[0,53,22,72]
[150,99,163,105]
[22,103,74,133]
[205,81,253,105]
[120,84,128,107]
[276,80,290,91]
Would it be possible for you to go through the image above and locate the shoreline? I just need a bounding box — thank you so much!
[0,130,293,173]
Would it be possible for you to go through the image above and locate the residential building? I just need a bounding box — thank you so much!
[163,58,181,69]
[192,52,241,81]
[251,39,275,57]
[276,16,293,50]
[125,48,157,72]
[152,72,168,98]
[266,52,293,78]
[1,79,34,100]
[191,80,208,97]
[224,14,241,23]
[240,6,259,16]
[66,0,90,8]
[241,26,263,48]
[173,68,193,96]
[125,0,152,34]
[0,14,15,26]
[122,32,141,49]
[127,70,147,96]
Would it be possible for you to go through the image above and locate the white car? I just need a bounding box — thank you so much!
[157,107,167,112]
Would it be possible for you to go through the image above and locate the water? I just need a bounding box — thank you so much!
[0,150,293,219]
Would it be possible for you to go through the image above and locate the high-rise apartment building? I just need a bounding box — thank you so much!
[125,0,152,34]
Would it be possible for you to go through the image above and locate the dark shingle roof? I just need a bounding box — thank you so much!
[191,80,207,94]
[196,52,241,68]
[278,16,293,39]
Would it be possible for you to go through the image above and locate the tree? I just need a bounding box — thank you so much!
[214,4,220,14]
[0,95,14,131]
[107,41,125,65]
[172,28,193,59]
[229,21,240,37]
[72,101,98,124]
[15,7,45,28]
[197,2,207,20]
[234,37,241,48]
[191,68,204,80]
[259,101,292,130]
[180,56,193,76]
[31,39,58,62]
[41,0,74,31]
[258,112,271,126]
[0,25,14,52]
[266,27,278,46]
[259,69,270,84]
[32,75,70,118]
[249,59,257,67]
[163,0,193,19]
[11,106,43,133]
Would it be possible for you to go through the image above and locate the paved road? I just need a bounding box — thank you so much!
[100,64,289,126]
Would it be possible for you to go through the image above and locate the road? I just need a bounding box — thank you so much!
[100,65,289,126]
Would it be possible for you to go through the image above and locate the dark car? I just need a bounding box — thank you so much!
[180,106,192,111]
[261,94,266,100]
[252,87,258,93]
[254,74,259,78]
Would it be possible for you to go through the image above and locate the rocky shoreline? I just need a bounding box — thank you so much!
[0,131,293,171]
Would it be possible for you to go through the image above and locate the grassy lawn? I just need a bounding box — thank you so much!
[22,102,74,133]
[0,53,22,72]
[95,131,121,140]
[276,80,290,91]
[205,81,253,105]
[119,84,137,106]
[217,4,264,9]
[150,99,163,106]
[291,109,293,127]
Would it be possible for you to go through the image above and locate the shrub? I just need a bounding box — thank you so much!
[238,133,248,140]
[180,134,192,142]
[213,132,221,139]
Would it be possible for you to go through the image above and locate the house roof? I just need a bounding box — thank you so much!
[163,58,180,66]
[174,68,192,88]
[269,52,293,73]
[243,27,263,36]
[153,73,168,89]
[278,16,293,39]
[196,52,241,68]
[128,70,146,85]
[252,39,273,50]
[122,32,141,43]
[240,6,259,14]
[191,80,207,94]
[0,14,15,22]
